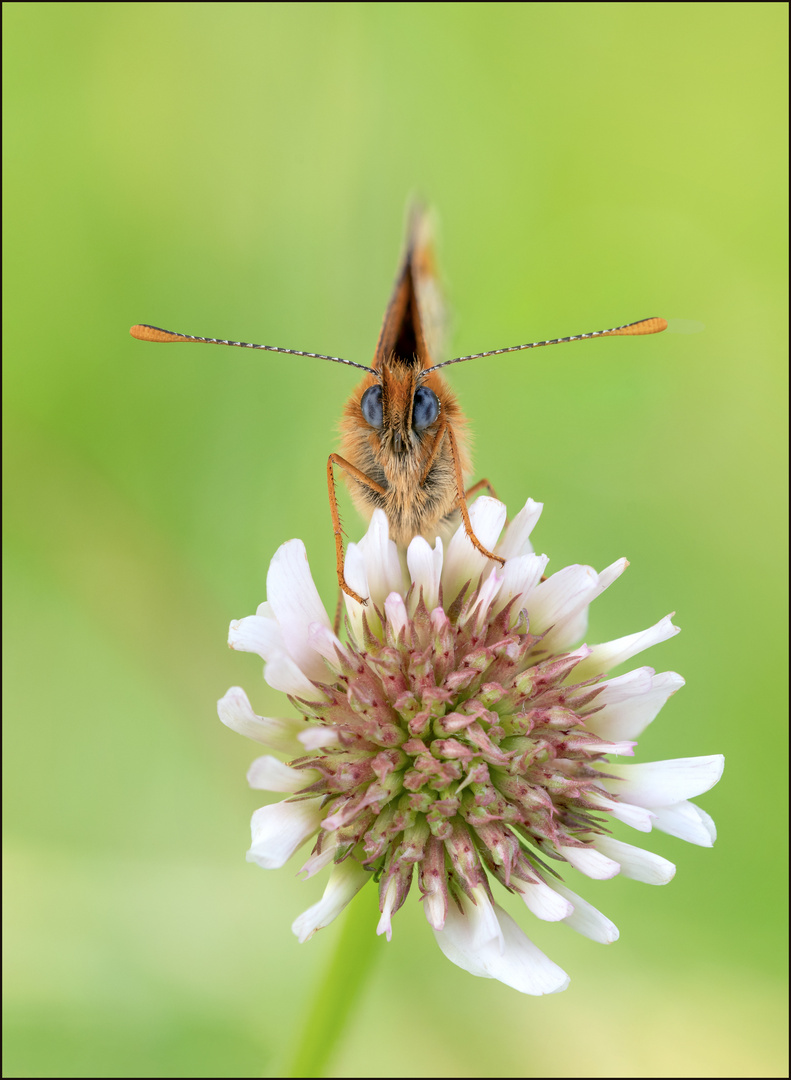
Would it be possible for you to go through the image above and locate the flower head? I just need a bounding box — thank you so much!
[219,497,723,995]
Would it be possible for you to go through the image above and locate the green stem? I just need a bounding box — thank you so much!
[285,885,382,1078]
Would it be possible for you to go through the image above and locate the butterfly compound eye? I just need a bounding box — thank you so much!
[412,385,439,430]
[361,384,384,428]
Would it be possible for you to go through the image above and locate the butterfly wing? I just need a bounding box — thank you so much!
[372,203,448,372]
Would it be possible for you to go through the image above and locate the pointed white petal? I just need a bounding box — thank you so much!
[430,607,451,635]
[592,835,676,884]
[588,669,684,741]
[265,540,332,682]
[442,497,507,600]
[589,792,655,832]
[546,557,626,649]
[228,614,283,658]
[298,834,339,879]
[291,859,370,943]
[247,798,324,869]
[551,881,620,943]
[493,553,548,618]
[217,687,304,754]
[356,510,406,610]
[307,622,347,666]
[263,650,317,697]
[491,903,570,994]
[384,592,409,638]
[528,564,598,635]
[529,558,628,652]
[496,498,543,560]
[422,884,448,931]
[591,740,636,757]
[513,877,575,921]
[598,755,725,808]
[433,900,496,979]
[376,876,399,941]
[434,894,569,995]
[652,800,717,846]
[466,566,504,629]
[246,755,318,792]
[469,885,504,951]
[298,726,340,750]
[558,843,621,879]
[573,614,680,680]
[407,534,444,612]
[342,540,369,637]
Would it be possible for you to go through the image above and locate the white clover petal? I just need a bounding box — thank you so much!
[493,552,548,618]
[442,497,507,600]
[496,497,543,560]
[266,539,332,682]
[292,859,370,943]
[589,791,655,832]
[406,534,444,612]
[341,540,369,637]
[593,740,636,757]
[513,877,574,921]
[376,876,399,941]
[434,893,569,995]
[573,614,680,680]
[467,566,504,629]
[468,884,504,950]
[422,879,448,931]
[263,651,317,697]
[246,755,318,792]
[587,668,685,741]
[246,798,324,870]
[429,607,451,636]
[432,900,495,978]
[591,835,676,884]
[217,687,304,755]
[557,843,621,879]
[551,881,620,943]
[552,557,626,648]
[356,509,406,609]
[527,564,595,630]
[651,800,718,847]
[423,893,447,931]
[228,614,283,658]
[298,726,340,750]
[563,644,593,669]
[307,622,347,666]
[529,558,628,653]
[384,592,409,639]
[298,834,339,879]
[598,755,725,808]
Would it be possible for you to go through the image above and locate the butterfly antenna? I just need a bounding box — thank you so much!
[422,316,667,374]
[129,324,377,375]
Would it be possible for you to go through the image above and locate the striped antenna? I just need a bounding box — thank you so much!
[422,317,667,374]
[129,324,377,375]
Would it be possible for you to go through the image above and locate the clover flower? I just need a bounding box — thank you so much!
[218,497,723,995]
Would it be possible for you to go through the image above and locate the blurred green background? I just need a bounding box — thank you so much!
[4,3,787,1077]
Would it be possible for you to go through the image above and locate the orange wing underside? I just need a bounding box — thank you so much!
[373,205,447,372]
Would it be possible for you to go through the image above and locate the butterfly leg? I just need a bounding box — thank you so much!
[464,476,543,575]
[464,478,500,501]
[333,586,344,637]
[445,427,505,568]
[327,453,387,605]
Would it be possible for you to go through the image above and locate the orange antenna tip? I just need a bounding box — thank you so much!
[130,324,194,343]
[610,317,668,336]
